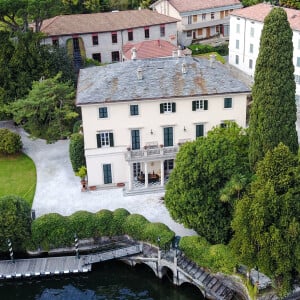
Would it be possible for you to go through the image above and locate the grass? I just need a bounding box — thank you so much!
[0,153,36,207]
[195,51,226,64]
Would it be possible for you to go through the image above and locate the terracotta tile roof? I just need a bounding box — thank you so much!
[40,9,179,36]
[168,0,242,13]
[123,40,177,60]
[231,3,300,32]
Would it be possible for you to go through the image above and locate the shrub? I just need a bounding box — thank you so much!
[0,129,22,155]
[123,214,150,241]
[188,43,228,56]
[179,236,237,274]
[69,133,85,173]
[110,208,130,236]
[143,222,175,247]
[31,213,73,250]
[69,211,97,239]
[0,195,31,253]
[73,120,82,133]
[94,209,113,236]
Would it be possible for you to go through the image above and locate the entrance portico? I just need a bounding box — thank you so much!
[125,145,178,194]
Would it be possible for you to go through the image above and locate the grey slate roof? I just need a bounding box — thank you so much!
[76,57,250,105]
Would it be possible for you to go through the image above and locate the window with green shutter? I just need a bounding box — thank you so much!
[224,98,232,108]
[96,132,114,147]
[130,104,139,116]
[164,127,173,147]
[99,107,108,118]
[192,100,208,111]
[131,130,140,150]
[160,102,176,113]
[103,164,112,184]
[196,124,204,138]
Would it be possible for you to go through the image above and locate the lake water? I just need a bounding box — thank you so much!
[0,261,205,300]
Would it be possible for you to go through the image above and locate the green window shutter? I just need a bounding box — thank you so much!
[160,103,164,114]
[96,134,101,148]
[204,100,208,110]
[192,101,196,111]
[172,102,176,112]
[196,124,204,138]
[109,133,114,147]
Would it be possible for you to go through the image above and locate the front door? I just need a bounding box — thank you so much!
[206,27,211,38]
[163,127,173,147]
[103,164,112,184]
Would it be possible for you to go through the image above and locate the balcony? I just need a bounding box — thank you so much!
[125,145,179,162]
[182,17,229,31]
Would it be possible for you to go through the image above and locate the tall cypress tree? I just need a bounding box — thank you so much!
[248,7,298,168]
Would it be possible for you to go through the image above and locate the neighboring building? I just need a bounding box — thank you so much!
[122,39,178,60]
[76,56,250,193]
[229,3,300,101]
[151,0,242,46]
[40,9,179,65]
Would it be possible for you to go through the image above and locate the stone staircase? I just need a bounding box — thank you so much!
[176,252,235,300]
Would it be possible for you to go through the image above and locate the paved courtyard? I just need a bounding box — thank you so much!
[14,127,196,237]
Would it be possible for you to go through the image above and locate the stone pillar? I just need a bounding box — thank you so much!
[160,160,164,186]
[144,162,148,188]
[128,163,133,191]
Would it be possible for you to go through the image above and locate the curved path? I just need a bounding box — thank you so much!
[8,125,196,237]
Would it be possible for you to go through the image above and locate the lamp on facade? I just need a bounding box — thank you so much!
[184,126,186,132]
[150,129,153,135]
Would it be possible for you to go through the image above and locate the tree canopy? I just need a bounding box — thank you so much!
[248,7,298,169]
[231,143,300,296]
[165,122,250,244]
[11,73,78,142]
[0,195,32,253]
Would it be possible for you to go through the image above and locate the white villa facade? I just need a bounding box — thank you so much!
[151,0,242,46]
[76,56,250,193]
[40,9,178,64]
[228,3,300,101]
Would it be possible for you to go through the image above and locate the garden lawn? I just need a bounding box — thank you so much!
[0,153,36,206]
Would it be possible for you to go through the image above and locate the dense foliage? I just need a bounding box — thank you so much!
[0,129,22,155]
[188,43,229,56]
[11,73,78,142]
[69,133,86,173]
[179,236,238,274]
[231,143,300,296]
[0,195,32,253]
[248,8,298,169]
[165,122,250,244]
[30,209,175,250]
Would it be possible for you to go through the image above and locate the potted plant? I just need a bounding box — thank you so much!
[75,166,87,190]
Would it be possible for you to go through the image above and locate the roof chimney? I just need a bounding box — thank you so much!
[181,63,187,74]
[137,67,143,80]
[131,47,137,60]
[172,49,177,58]
[209,54,216,68]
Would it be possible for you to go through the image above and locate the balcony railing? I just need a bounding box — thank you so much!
[125,146,179,161]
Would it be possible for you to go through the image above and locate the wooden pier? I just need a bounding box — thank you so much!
[0,244,142,280]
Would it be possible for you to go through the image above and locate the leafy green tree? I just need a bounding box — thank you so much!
[165,122,250,244]
[0,195,32,253]
[11,73,78,142]
[231,143,300,296]
[248,8,298,169]
[69,133,86,172]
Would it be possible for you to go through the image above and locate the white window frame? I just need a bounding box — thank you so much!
[236,40,239,49]
[249,43,253,53]
[249,59,253,69]
[163,102,172,113]
[195,100,206,110]
[250,27,254,37]
[100,132,110,147]
[236,23,240,33]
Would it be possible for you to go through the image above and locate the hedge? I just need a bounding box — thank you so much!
[179,236,238,274]
[188,43,228,56]
[30,209,175,251]
[73,120,82,134]
[0,128,22,155]
[31,213,73,250]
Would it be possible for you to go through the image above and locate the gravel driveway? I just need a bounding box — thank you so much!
[1,123,196,237]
